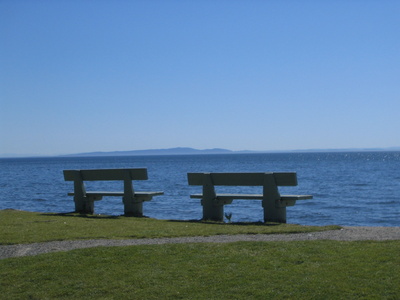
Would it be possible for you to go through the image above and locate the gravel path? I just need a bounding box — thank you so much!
[1,226,399,260]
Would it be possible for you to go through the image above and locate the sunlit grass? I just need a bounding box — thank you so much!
[1,241,399,299]
[0,210,340,245]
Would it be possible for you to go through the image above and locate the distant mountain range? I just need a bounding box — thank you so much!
[63,147,246,157]
[1,146,399,158]
[62,146,400,157]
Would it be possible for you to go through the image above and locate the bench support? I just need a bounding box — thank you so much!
[76,197,94,214]
[122,177,142,217]
[201,173,223,221]
[69,171,93,214]
[262,173,286,223]
[123,198,143,217]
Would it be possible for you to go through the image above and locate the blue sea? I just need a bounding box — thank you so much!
[1,152,399,227]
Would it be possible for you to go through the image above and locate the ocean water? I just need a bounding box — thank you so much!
[1,152,399,227]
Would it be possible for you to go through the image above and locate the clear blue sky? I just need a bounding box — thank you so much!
[1,0,399,156]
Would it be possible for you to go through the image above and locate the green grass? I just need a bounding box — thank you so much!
[2,210,398,299]
[1,241,399,299]
[0,210,340,245]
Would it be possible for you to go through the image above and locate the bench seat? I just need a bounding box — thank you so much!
[68,191,164,201]
[190,193,313,200]
[190,194,312,206]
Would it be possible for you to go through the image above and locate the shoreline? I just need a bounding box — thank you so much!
[1,226,399,260]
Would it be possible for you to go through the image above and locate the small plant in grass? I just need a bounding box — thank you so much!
[225,212,232,223]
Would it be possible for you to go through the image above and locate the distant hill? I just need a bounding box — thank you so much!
[2,146,399,158]
[63,147,242,157]
[61,146,400,157]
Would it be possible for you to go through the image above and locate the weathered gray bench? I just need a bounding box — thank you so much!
[63,168,163,216]
[188,172,312,223]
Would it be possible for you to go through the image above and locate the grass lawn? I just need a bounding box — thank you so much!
[1,241,399,299]
[0,210,340,245]
[1,210,399,299]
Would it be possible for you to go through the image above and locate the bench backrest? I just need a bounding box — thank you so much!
[64,168,149,200]
[63,168,148,181]
[187,172,298,187]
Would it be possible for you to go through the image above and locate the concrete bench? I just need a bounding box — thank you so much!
[63,168,163,216]
[188,172,312,223]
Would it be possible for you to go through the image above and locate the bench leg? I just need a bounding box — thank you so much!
[202,200,224,221]
[123,197,144,217]
[263,200,287,223]
[74,196,94,214]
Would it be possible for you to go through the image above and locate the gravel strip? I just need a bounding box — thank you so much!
[1,226,399,260]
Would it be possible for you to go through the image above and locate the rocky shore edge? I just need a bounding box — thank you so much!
[1,226,399,260]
